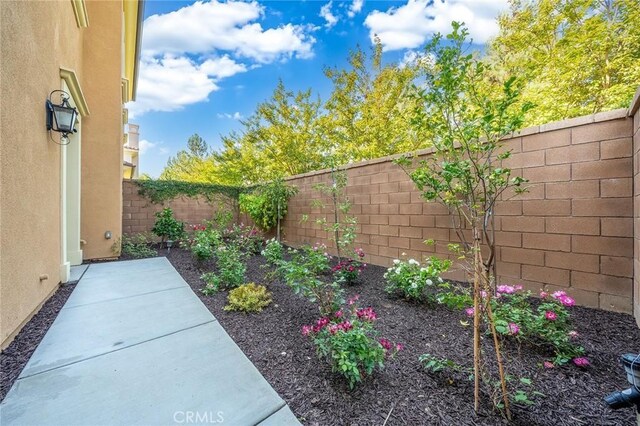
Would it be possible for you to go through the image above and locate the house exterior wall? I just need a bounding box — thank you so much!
[80,0,124,260]
[282,111,636,314]
[1,1,83,349]
[0,0,141,348]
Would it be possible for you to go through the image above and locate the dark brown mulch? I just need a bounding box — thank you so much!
[0,283,75,401]
[164,247,640,426]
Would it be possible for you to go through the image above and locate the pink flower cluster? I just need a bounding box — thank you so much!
[191,224,207,231]
[354,248,365,258]
[356,307,378,322]
[545,311,557,321]
[550,291,575,307]
[328,321,353,334]
[508,322,520,335]
[572,357,590,367]
[497,284,523,294]
[379,338,403,353]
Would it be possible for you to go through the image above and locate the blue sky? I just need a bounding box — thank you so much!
[128,0,509,177]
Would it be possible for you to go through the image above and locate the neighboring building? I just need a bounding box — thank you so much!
[0,1,144,348]
[124,123,140,179]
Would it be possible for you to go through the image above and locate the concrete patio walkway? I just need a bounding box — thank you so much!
[0,257,299,425]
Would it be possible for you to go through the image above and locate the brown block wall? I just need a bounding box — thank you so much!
[122,181,240,236]
[632,88,640,326]
[282,111,635,314]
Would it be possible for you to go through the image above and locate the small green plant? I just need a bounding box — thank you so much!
[211,209,234,232]
[225,224,263,254]
[331,248,366,285]
[384,256,452,301]
[201,245,246,295]
[224,283,272,313]
[279,244,342,315]
[261,238,284,266]
[310,169,357,261]
[152,208,185,244]
[112,233,158,259]
[302,297,401,388]
[188,226,221,261]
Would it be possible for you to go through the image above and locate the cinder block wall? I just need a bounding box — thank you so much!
[282,110,635,314]
[121,181,241,235]
[632,88,640,325]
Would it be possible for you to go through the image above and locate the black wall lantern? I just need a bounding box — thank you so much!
[46,90,78,144]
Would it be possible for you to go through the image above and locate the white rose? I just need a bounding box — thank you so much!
[393,259,401,265]
[426,279,433,285]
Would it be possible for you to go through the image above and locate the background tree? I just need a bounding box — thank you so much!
[488,0,640,125]
[160,133,217,182]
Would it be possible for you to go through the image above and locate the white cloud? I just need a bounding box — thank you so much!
[347,0,364,18]
[142,0,314,63]
[320,2,338,28]
[128,1,316,117]
[364,0,508,51]
[139,139,169,155]
[216,112,244,120]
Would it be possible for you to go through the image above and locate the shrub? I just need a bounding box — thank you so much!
[152,208,185,243]
[332,248,366,285]
[384,256,452,301]
[114,233,157,258]
[225,224,263,254]
[280,244,342,315]
[201,245,246,295]
[211,209,234,232]
[238,179,298,232]
[465,286,585,366]
[224,283,272,312]
[261,238,284,266]
[302,296,402,388]
[188,227,222,261]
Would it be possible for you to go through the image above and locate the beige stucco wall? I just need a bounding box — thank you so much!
[80,0,124,260]
[1,1,127,348]
[1,1,83,348]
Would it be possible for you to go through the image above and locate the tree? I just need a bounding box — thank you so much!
[322,41,426,164]
[488,0,640,125]
[160,134,217,183]
[397,23,533,417]
[213,81,330,185]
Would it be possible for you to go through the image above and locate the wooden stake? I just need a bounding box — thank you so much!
[473,237,481,413]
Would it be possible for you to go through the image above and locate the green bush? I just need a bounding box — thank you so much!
[384,256,452,301]
[261,238,284,266]
[224,283,272,312]
[151,208,185,243]
[113,233,157,259]
[189,228,221,261]
[201,245,246,295]
[238,179,298,231]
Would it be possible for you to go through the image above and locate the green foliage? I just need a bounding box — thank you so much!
[419,354,467,374]
[303,302,400,388]
[188,226,221,261]
[310,169,357,260]
[488,0,640,125]
[151,208,185,243]
[384,257,452,301]
[224,224,263,254]
[211,210,235,232]
[224,283,272,313]
[261,238,284,266]
[112,233,158,259]
[279,244,343,316]
[238,179,298,231]
[135,180,242,204]
[482,287,584,365]
[201,245,246,295]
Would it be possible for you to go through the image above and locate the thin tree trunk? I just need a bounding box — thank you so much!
[473,234,481,413]
[277,202,281,242]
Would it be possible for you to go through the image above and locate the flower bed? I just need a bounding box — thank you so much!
[164,247,640,425]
